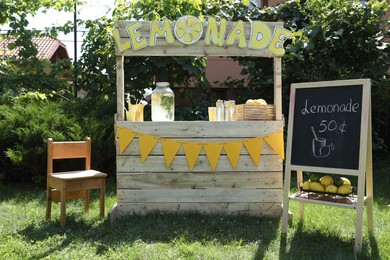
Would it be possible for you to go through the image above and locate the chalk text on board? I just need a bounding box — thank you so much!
[301,98,360,115]
[318,120,347,133]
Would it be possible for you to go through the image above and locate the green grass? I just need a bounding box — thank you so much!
[1,159,389,259]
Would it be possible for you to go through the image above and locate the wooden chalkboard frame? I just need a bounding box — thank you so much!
[281,79,373,253]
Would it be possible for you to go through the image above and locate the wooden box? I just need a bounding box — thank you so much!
[236,104,275,121]
[112,121,283,219]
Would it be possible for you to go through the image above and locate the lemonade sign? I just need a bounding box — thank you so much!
[113,15,292,56]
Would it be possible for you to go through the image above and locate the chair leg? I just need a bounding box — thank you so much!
[45,186,52,220]
[99,179,105,218]
[60,188,67,228]
[84,190,90,213]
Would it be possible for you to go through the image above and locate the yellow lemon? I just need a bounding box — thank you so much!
[174,15,203,45]
[338,184,352,195]
[302,181,310,190]
[319,175,333,187]
[253,99,267,105]
[309,181,325,192]
[340,177,351,185]
[246,99,255,104]
[325,184,338,194]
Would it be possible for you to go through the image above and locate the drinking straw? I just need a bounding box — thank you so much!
[311,126,318,140]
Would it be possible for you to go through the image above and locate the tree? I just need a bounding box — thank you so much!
[0,0,76,59]
[0,0,77,101]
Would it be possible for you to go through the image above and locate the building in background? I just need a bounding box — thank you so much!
[0,36,69,62]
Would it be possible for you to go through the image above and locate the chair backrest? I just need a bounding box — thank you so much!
[47,138,91,175]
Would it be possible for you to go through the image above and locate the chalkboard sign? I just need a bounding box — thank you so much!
[288,80,369,170]
[282,79,374,252]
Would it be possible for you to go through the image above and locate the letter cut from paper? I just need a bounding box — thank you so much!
[223,141,242,169]
[243,137,263,166]
[264,130,284,159]
[203,142,223,171]
[138,133,160,163]
[118,127,137,154]
[161,138,181,168]
[182,142,203,171]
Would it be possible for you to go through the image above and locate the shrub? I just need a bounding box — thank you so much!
[0,92,117,185]
[0,93,83,183]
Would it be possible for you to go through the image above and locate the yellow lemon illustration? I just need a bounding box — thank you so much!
[174,15,203,45]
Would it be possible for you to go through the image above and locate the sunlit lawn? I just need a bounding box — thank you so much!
[0,158,389,259]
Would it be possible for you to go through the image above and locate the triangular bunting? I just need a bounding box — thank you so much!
[264,130,284,159]
[182,142,203,171]
[223,141,242,169]
[138,133,159,163]
[118,127,137,154]
[244,137,263,166]
[203,142,223,170]
[161,138,181,168]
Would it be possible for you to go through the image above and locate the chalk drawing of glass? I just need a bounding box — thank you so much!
[311,126,335,158]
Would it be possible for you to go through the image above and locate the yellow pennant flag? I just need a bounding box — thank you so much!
[264,130,284,159]
[161,138,181,168]
[118,127,136,154]
[182,142,203,171]
[203,142,223,171]
[138,133,159,163]
[223,141,242,169]
[243,137,263,166]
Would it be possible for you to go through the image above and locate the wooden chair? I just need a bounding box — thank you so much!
[45,137,107,227]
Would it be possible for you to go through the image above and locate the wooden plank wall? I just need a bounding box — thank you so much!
[116,121,283,217]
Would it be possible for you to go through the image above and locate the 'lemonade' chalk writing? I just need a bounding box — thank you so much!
[301,98,360,115]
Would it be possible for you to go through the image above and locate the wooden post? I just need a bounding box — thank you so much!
[366,101,374,233]
[297,170,305,220]
[116,56,125,121]
[274,57,282,121]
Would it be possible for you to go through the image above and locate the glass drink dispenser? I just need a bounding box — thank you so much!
[151,82,175,121]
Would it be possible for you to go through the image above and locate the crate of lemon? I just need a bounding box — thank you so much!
[301,174,353,196]
[236,99,275,121]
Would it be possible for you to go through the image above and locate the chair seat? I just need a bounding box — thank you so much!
[50,170,107,180]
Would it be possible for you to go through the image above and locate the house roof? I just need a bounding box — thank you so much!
[0,36,69,61]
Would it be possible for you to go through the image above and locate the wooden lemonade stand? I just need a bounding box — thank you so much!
[109,16,292,220]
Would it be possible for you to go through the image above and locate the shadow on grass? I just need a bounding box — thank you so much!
[278,221,380,260]
[0,177,117,203]
[19,211,280,259]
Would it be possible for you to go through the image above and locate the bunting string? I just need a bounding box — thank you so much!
[117,127,284,170]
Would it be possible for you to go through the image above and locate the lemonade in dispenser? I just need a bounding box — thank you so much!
[151,82,175,121]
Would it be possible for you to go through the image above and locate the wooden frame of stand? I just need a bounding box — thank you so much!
[281,79,374,252]
[109,19,291,220]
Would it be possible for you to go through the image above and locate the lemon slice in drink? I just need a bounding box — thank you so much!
[174,15,203,45]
